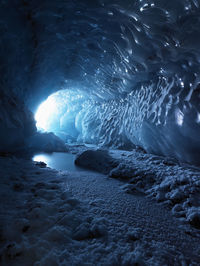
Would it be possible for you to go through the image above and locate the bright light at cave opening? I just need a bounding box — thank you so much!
[34,89,86,137]
[35,96,59,131]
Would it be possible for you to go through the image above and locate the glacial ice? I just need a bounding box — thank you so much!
[1,1,200,264]
[0,0,200,164]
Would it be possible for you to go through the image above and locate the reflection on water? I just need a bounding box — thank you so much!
[32,152,85,172]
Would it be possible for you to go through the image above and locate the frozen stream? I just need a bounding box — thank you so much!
[32,152,85,172]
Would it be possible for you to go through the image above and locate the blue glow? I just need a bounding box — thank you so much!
[34,89,87,142]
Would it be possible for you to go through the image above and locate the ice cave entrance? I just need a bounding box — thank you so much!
[34,89,86,142]
[35,95,60,131]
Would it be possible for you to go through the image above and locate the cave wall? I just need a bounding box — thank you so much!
[0,0,200,164]
[0,90,36,152]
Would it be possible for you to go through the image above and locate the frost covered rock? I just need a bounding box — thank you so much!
[109,163,136,179]
[75,149,118,174]
[26,132,67,152]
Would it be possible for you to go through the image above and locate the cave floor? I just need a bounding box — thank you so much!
[0,151,200,265]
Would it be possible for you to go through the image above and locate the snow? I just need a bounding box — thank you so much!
[107,149,200,229]
[1,149,200,265]
[74,147,200,230]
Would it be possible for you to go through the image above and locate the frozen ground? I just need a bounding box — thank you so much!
[108,149,200,230]
[75,147,200,229]
[0,148,200,265]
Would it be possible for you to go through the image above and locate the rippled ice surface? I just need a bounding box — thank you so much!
[32,152,85,172]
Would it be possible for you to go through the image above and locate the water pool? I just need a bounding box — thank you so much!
[32,152,85,172]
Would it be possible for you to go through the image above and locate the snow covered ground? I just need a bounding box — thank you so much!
[0,148,200,265]
[108,149,200,230]
[75,147,200,230]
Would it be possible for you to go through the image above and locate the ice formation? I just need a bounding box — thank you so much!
[0,0,200,163]
[1,1,200,264]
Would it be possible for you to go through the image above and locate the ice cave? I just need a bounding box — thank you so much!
[1,0,200,265]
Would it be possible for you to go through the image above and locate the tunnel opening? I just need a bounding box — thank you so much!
[34,89,88,144]
[33,87,138,152]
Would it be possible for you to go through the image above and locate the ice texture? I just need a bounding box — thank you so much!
[0,0,200,164]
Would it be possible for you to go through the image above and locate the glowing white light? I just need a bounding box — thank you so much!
[196,113,200,123]
[34,89,86,134]
[35,96,59,131]
[140,3,148,11]
[33,154,50,165]
[175,108,184,126]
